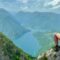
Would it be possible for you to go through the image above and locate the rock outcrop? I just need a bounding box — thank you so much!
[37,47,60,60]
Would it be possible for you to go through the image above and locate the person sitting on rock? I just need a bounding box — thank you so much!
[54,32,60,51]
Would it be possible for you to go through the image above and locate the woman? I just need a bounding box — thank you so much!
[54,33,60,51]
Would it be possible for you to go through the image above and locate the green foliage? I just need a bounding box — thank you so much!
[0,32,36,60]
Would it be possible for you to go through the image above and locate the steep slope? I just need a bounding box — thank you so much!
[16,12,60,32]
[0,32,36,60]
[0,9,29,40]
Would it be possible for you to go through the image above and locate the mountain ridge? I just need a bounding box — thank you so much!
[0,8,29,40]
[16,12,60,32]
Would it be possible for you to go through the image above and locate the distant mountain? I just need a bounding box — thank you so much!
[16,12,60,32]
[0,9,29,40]
[15,12,60,55]
[0,9,41,57]
[0,32,36,60]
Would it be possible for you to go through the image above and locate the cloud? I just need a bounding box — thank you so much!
[51,5,60,9]
[19,6,29,11]
[50,0,60,6]
[17,0,28,4]
[44,0,60,7]
[0,0,17,2]
[0,0,60,13]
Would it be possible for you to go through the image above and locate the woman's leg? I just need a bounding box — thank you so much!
[54,35,58,51]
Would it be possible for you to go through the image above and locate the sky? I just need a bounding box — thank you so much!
[0,0,60,13]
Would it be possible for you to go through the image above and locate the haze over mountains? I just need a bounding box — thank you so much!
[15,11,60,56]
[16,12,60,32]
[0,8,40,57]
[0,0,60,60]
[0,8,29,40]
[0,8,60,57]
